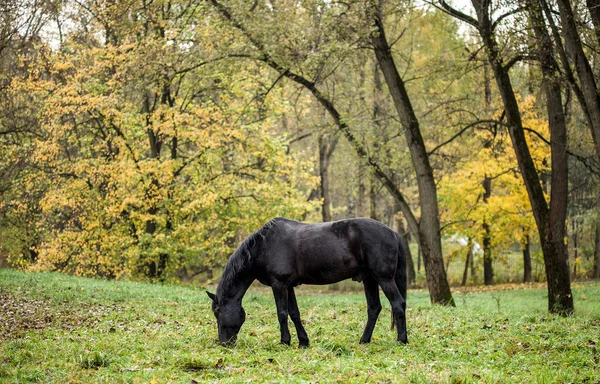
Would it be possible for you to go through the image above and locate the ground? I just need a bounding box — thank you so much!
[1,269,599,383]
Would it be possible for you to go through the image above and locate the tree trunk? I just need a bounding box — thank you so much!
[143,81,175,280]
[318,134,333,222]
[470,243,475,280]
[371,11,454,306]
[396,209,416,285]
[369,175,378,220]
[523,234,532,283]
[528,0,573,314]
[587,0,600,46]
[370,61,384,222]
[143,91,162,279]
[404,232,416,286]
[483,61,492,105]
[356,162,365,217]
[482,224,494,285]
[538,0,593,136]
[482,177,493,285]
[572,219,578,279]
[594,221,600,278]
[465,0,574,314]
[461,238,473,286]
[482,61,494,285]
[554,0,600,159]
[158,84,177,281]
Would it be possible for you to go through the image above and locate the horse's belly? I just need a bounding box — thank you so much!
[293,225,365,285]
[296,253,361,285]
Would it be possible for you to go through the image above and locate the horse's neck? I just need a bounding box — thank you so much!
[218,267,254,304]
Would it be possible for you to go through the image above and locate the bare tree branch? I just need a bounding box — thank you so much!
[428,119,501,155]
[435,0,479,29]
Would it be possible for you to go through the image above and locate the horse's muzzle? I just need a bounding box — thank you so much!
[220,335,237,347]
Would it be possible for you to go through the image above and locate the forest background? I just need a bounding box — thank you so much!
[1,0,599,314]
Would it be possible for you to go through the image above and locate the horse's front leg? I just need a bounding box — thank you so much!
[271,284,291,345]
[288,287,309,348]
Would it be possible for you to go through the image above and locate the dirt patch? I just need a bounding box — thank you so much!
[0,292,115,339]
[0,253,10,268]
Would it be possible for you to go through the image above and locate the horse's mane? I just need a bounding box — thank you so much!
[216,218,279,299]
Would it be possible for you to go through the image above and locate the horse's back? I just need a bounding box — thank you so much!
[258,218,400,285]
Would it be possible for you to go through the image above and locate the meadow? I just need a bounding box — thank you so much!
[1,268,599,383]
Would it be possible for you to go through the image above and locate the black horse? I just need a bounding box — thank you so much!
[206,217,408,347]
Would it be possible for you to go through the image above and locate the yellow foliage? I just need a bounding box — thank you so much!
[4,5,318,280]
[438,95,548,252]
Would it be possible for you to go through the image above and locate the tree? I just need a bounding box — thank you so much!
[371,1,453,304]
[439,0,574,314]
[549,0,600,160]
[0,0,57,268]
[438,95,545,284]
[207,0,455,305]
[2,0,317,279]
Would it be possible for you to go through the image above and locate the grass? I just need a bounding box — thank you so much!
[1,269,599,383]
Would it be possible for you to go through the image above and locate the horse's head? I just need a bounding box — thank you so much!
[206,291,246,346]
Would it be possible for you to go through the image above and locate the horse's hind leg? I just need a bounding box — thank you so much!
[271,284,292,345]
[360,275,381,344]
[288,287,309,348]
[377,279,408,344]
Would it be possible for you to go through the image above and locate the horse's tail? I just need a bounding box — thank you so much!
[392,232,408,330]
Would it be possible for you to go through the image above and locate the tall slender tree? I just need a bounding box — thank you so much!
[371,2,453,304]
[439,0,573,314]
[551,0,600,159]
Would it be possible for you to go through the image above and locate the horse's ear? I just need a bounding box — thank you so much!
[206,291,217,302]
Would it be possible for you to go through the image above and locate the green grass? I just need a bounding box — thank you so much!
[1,269,599,383]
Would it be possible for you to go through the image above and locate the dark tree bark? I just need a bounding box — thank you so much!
[142,81,174,280]
[522,234,532,283]
[403,232,416,286]
[440,0,573,314]
[537,0,593,136]
[482,226,493,285]
[318,134,336,222]
[396,209,416,286]
[528,0,573,313]
[461,238,473,286]
[158,83,177,281]
[371,10,454,305]
[482,178,494,285]
[370,62,384,222]
[587,0,600,46]
[552,0,600,159]
[571,219,578,279]
[143,91,162,279]
[369,176,378,220]
[482,62,494,285]
[470,244,475,278]
[594,221,600,278]
[356,162,366,217]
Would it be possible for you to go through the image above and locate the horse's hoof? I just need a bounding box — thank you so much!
[280,340,291,346]
[398,338,408,345]
[298,342,309,349]
[359,339,370,344]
